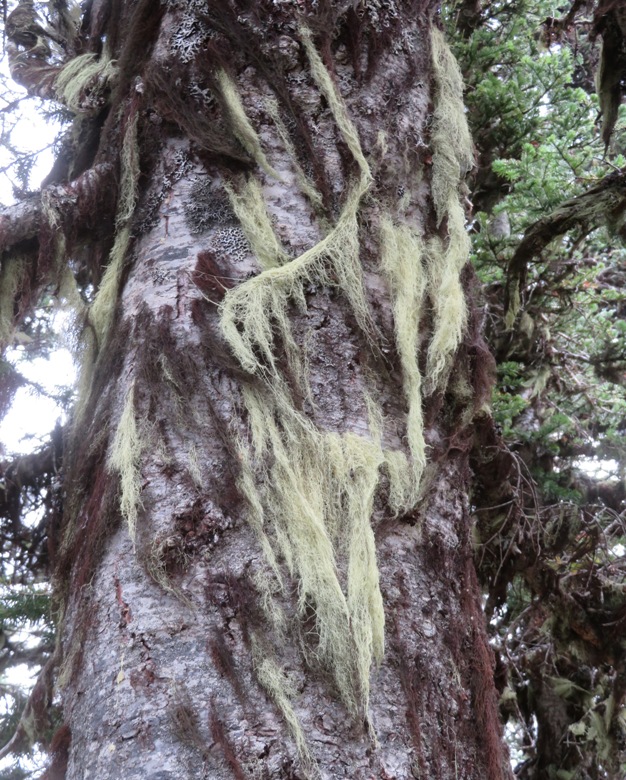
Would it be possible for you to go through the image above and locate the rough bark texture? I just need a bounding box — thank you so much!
[2,2,511,778]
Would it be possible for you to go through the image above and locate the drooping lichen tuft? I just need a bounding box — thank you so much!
[216,69,280,179]
[240,386,385,712]
[224,178,289,270]
[252,637,314,771]
[424,27,472,391]
[213,24,472,739]
[89,106,139,345]
[429,26,473,227]
[380,216,427,493]
[55,51,118,113]
[264,96,325,214]
[108,382,142,541]
[424,197,470,390]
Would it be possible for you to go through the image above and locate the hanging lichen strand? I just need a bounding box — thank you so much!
[212,24,473,739]
[424,27,473,392]
[108,382,142,542]
[54,51,118,113]
[90,104,140,348]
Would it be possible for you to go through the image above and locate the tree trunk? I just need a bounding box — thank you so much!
[4,2,511,778]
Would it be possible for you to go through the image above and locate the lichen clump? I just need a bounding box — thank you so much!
[212,25,473,730]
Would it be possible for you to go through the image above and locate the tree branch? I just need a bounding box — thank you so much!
[504,168,626,322]
[0,162,114,254]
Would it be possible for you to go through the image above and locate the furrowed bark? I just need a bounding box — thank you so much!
[3,2,512,778]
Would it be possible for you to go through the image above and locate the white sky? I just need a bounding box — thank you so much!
[1,44,74,456]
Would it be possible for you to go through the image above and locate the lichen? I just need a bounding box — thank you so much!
[429,27,473,227]
[379,216,427,492]
[264,96,325,214]
[424,197,470,390]
[215,26,470,721]
[0,257,27,346]
[252,637,315,773]
[424,26,472,391]
[241,386,385,711]
[184,177,236,235]
[89,107,139,345]
[55,51,118,113]
[108,382,142,541]
[224,178,289,269]
[215,69,280,179]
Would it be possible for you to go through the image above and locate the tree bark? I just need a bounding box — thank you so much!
[3,2,511,778]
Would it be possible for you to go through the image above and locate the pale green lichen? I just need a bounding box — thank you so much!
[424,197,470,389]
[217,30,395,720]
[55,51,117,113]
[219,174,373,383]
[430,26,473,227]
[424,27,472,390]
[108,382,142,541]
[89,107,139,345]
[299,25,372,186]
[224,178,289,269]
[214,25,471,738]
[145,535,193,608]
[237,376,390,714]
[252,637,315,773]
[216,69,280,179]
[265,95,325,214]
[380,216,427,490]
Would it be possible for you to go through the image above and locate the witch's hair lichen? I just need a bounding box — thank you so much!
[55,51,118,113]
[89,106,139,345]
[424,26,472,391]
[429,27,473,227]
[108,382,142,541]
[379,216,427,494]
[424,198,470,390]
[215,69,280,179]
[264,95,325,213]
[224,178,289,270]
[241,387,385,713]
[215,25,475,732]
[252,637,315,772]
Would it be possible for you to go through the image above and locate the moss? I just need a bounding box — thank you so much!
[116,107,141,229]
[108,382,142,541]
[216,27,421,720]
